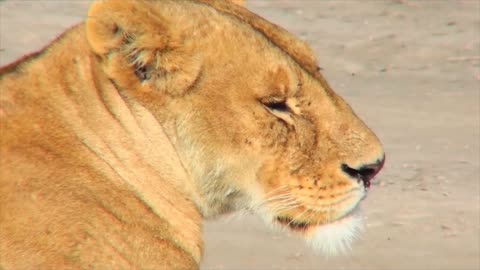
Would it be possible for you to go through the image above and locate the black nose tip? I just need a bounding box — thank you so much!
[341,156,385,188]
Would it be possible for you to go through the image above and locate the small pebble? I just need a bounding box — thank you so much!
[441,224,452,230]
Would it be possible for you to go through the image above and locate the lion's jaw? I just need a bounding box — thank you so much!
[171,117,258,218]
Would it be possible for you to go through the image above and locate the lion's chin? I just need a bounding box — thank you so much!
[273,208,364,256]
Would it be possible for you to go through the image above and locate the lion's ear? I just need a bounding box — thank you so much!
[86,0,170,55]
[86,0,201,96]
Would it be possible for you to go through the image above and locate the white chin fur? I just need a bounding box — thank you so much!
[306,212,364,256]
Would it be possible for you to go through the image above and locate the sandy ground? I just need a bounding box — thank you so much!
[1,0,479,269]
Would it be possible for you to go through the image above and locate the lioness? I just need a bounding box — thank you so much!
[0,0,385,268]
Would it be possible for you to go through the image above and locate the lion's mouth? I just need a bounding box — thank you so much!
[274,206,361,234]
[275,216,312,233]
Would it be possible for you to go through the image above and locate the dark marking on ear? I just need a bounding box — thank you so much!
[112,24,121,36]
[124,33,135,45]
[134,65,149,81]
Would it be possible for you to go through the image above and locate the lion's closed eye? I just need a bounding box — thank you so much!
[262,98,294,126]
[264,99,289,113]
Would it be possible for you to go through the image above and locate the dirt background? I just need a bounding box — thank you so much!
[1,0,479,269]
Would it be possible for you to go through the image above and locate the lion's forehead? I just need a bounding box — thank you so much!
[190,0,321,80]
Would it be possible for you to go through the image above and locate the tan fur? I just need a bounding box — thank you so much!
[0,0,384,269]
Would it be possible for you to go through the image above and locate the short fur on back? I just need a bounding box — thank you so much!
[0,0,384,269]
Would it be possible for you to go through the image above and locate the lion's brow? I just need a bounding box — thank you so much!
[192,0,322,81]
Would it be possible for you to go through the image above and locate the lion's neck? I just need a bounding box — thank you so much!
[79,60,203,262]
[14,26,204,263]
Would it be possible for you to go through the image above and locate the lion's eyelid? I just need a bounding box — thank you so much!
[267,109,295,127]
[265,100,289,113]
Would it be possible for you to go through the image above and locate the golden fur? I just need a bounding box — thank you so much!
[0,0,384,268]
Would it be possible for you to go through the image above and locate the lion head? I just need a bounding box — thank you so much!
[86,0,385,255]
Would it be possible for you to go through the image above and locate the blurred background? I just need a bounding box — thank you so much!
[1,1,479,269]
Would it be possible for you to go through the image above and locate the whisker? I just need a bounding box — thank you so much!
[303,209,318,226]
[287,209,309,226]
[263,194,295,202]
[251,193,295,210]
[271,205,301,216]
[264,185,290,196]
[259,197,297,209]
[268,202,299,213]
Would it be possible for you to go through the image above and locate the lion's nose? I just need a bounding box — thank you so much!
[341,156,385,188]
